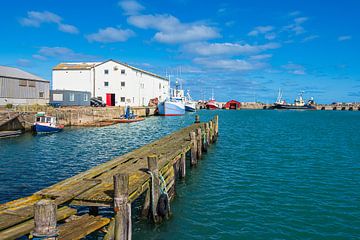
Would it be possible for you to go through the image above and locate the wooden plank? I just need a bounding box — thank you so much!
[58,214,110,240]
[0,206,76,240]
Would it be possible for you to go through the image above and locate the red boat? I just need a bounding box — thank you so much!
[206,100,220,110]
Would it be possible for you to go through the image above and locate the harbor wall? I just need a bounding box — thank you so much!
[0,106,156,131]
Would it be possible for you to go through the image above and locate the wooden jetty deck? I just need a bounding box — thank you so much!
[0,115,219,240]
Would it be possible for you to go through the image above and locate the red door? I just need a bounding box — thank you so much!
[106,93,114,106]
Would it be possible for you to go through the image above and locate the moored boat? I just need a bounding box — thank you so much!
[206,89,220,110]
[185,90,196,112]
[272,90,316,110]
[33,112,64,133]
[158,79,185,116]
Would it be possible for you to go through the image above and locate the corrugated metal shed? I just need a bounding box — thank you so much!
[0,65,48,82]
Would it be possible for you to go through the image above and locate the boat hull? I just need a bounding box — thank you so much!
[273,104,316,110]
[158,101,185,116]
[185,102,196,112]
[113,118,145,123]
[33,123,64,133]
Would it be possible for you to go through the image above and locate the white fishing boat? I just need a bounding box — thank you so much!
[158,79,185,116]
[185,90,196,112]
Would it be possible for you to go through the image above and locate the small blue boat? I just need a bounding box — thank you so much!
[33,112,64,133]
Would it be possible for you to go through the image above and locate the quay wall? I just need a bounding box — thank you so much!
[0,106,156,131]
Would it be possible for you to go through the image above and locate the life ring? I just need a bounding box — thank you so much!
[157,193,169,217]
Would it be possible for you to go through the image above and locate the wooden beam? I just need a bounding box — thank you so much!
[33,200,58,240]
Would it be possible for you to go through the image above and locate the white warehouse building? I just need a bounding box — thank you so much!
[52,59,169,106]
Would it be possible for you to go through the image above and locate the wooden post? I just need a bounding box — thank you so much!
[209,120,214,143]
[196,128,202,159]
[33,200,58,240]
[147,155,160,223]
[190,131,197,166]
[206,122,210,148]
[214,115,219,141]
[113,174,131,240]
[180,151,186,178]
[202,123,208,152]
[141,189,151,219]
[194,115,200,123]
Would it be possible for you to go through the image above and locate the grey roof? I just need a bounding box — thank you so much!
[0,65,48,82]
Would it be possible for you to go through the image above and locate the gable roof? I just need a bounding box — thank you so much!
[0,65,48,82]
[53,59,169,81]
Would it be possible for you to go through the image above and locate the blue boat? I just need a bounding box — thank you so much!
[33,112,64,133]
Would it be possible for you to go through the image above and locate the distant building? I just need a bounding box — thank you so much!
[0,65,49,106]
[50,90,91,107]
[52,59,169,107]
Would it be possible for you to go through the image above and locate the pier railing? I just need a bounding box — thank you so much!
[0,115,219,240]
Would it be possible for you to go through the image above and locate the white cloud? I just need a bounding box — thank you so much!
[250,54,272,60]
[20,11,78,34]
[265,32,277,40]
[32,54,47,61]
[282,62,306,75]
[338,35,352,41]
[37,47,96,60]
[58,24,79,34]
[194,58,266,72]
[283,17,308,35]
[183,42,280,56]
[248,25,274,36]
[302,35,319,42]
[128,14,220,44]
[118,0,144,15]
[289,11,301,17]
[86,27,135,43]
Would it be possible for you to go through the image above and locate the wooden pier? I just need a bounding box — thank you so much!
[0,115,219,240]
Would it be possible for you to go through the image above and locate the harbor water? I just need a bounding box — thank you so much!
[0,110,359,239]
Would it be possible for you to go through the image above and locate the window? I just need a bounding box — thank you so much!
[84,94,89,101]
[140,83,145,89]
[121,81,125,87]
[104,69,109,74]
[104,81,109,87]
[120,97,125,102]
[69,93,75,101]
[39,92,45,98]
[53,93,63,101]
[159,83,161,89]
[121,69,125,74]
[19,80,27,86]
[28,81,36,87]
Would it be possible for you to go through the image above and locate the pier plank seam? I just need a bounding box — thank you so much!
[0,116,219,240]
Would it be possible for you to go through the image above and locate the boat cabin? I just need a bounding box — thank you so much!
[35,112,57,124]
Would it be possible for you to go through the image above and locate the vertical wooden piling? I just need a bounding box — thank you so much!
[194,115,200,123]
[33,199,58,240]
[147,155,160,223]
[113,174,131,240]
[214,115,219,141]
[141,189,151,219]
[206,122,210,148]
[180,151,186,178]
[190,131,197,166]
[196,128,202,160]
[202,123,209,152]
[209,120,214,143]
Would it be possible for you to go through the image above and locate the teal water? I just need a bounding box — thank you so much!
[1,110,359,239]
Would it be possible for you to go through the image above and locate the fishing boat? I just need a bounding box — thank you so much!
[113,106,145,123]
[158,79,185,116]
[33,112,64,133]
[206,90,220,110]
[185,90,196,112]
[272,90,316,110]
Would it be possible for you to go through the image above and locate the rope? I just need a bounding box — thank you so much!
[159,173,171,213]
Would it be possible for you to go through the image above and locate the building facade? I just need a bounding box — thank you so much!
[0,66,49,106]
[50,90,91,107]
[52,60,169,107]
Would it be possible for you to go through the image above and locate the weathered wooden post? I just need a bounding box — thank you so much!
[194,115,200,123]
[113,173,131,240]
[190,131,197,166]
[180,151,186,178]
[141,189,151,219]
[202,123,209,152]
[206,122,210,148]
[147,155,160,223]
[209,120,214,143]
[214,115,219,141]
[196,128,202,159]
[32,200,58,240]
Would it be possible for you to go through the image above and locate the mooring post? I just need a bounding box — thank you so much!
[141,189,151,219]
[203,123,209,152]
[190,131,197,166]
[113,173,131,240]
[214,115,219,141]
[180,151,186,178]
[32,199,58,240]
[196,128,202,159]
[206,122,210,147]
[147,155,160,223]
[194,115,200,123]
[209,120,214,143]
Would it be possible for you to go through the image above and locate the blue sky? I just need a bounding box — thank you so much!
[1,0,359,103]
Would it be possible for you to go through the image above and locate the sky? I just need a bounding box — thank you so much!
[1,0,360,103]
